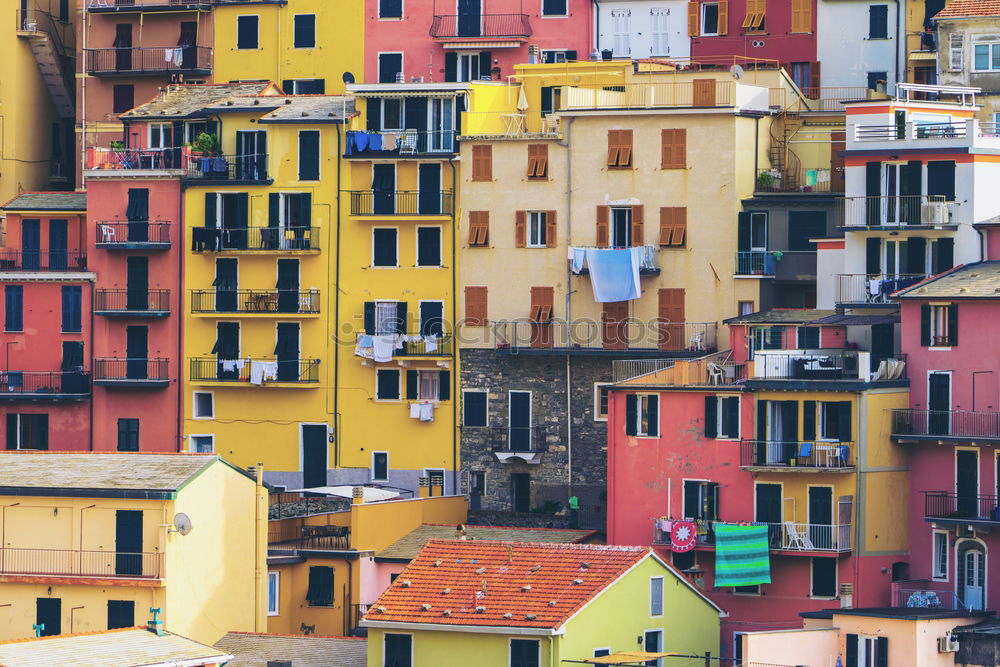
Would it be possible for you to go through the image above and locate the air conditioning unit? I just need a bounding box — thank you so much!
[922,201,949,225]
[938,635,959,653]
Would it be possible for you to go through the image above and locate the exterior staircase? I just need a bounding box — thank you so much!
[16,10,74,119]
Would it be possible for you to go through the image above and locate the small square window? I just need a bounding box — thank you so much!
[190,435,214,453]
[117,418,139,452]
[463,390,488,426]
[542,0,568,16]
[376,369,401,400]
[734,584,761,595]
[594,384,610,421]
[193,392,214,419]
[372,452,389,480]
[701,3,720,35]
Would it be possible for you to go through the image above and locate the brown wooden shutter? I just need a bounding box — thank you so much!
[596,205,610,247]
[619,129,633,167]
[472,145,492,181]
[545,210,557,248]
[659,207,687,247]
[631,205,644,246]
[465,286,487,326]
[693,79,716,107]
[515,210,527,247]
[529,286,554,348]
[661,129,687,169]
[717,0,729,34]
[602,301,630,350]
[809,61,821,91]
[468,211,489,246]
[606,130,620,168]
[528,144,548,179]
[687,1,700,35]
[658,288,685,350]
[674,129,687,167]
[527,144,539,178]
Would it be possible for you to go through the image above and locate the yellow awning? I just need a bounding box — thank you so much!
[909,51,937,61]
[581,652,678,665]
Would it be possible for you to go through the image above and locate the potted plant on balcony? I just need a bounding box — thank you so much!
[108,140,126,169]
[756,170,779,190]
[189,133,222,177]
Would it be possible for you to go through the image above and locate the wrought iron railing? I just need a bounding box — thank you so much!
[348,190,455,216]
[925,491,1000,523]
[88,147,183,170]
[490,320,717,353]
[189,357,320,383]
[95,220,171,247]
[354,333,453,357]
[893,587,965,610]
[739,440,855,469]
[463,425,548,453]
[93,358,169,383]
[191,289,320,314]
[85,46,212,74]
[0,249,87,271]
[183,152,268,181]
[735,251,776,276]
[0,371,90,396]
[0,548,161,578]
[891,408,1000,439]
[754,167,843,193]
[94,289,170,313]
[191,226,318,251]
[835,273,926,305]
[429,13,531,38]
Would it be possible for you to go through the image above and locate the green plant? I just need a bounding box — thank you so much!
[109,140,125,150]
[192,132,220,156]
[756,171,778,188]
[531,500,564,515]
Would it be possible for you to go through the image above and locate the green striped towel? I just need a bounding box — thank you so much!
[714,523,771,587]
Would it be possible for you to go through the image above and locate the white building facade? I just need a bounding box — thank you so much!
[594,0,691,61]
[816,0,902,90]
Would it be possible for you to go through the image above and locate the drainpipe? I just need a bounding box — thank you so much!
[976,226,988,262]
[81,2,88,188]
[558,118,574,498]
[253,464,266,632]
[894,0,902,86]
[333,125,342,468]
[176,173,185,452]
[449,158,458,495]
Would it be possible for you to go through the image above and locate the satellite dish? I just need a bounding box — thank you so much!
[730,64,744,80]
[342,71,356,84]
[171,513,193,536]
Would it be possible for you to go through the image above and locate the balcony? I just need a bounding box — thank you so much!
[189,357,320,385]
[653,520,852,553]
[182,153,269,183]
[429,13,531,40]
[93,358,170,388]
[557,80,770,113]
[0,250,87,272]
[835,273,927,307]
[795,87,869,113]
[191,226,319,253]
[94,289,170,316]
[95,221,171,250]
[191,289,320,315]
[750,350,907,385]
[0,371,90,400]
[354,333,453,359]
[462,425,547,464]
[461,110,562,140]
[924,491,1000,525]
[344,130,457,158]
[574,245,660,275]
[86,0,215,12]
[87,147,184,173]
[739,440,855,472]
[754,167,843,194]
[612,352,746,386]
[348,190,455,216]
[84,46,212,76]
[891,408,1000,442]
[0,548,162,579]
[735,251,776,276]
[892,583,966,611]
[269,525,352,553]
[489,320,718,356]
[843,195,950,228]
[848,118,1000,151]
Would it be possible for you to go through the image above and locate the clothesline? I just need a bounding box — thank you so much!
[355,333,442,362]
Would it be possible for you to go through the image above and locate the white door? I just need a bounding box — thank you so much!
[963,548,985,609]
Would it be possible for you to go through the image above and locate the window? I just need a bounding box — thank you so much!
[384,633,412,667]
[372,452,389,480]
[61,286,81,333]
[787,211,826,251]
[5,285,22,332]
[683,480,719,520]
[107,601,134,630]
[607,129,633,169]
[468,211,489,247]
[704,396,740,439]
[790,0,811,32]
[650,8,669,55]
[975,42,1000,71]
[463,390,488,426]
[811,557,837,597]
[472,145,492,181]
[378,53,403,83]
[376,369,401,401]
[306,565,334,606]
[117,418,139,452]
[649,576,664,616]
[59,0,69,21]
[658,207,686,247]
[739,301,754,316]
[236,16,259,49]
[416,227,442,266]
[112,85,134,114]
[189,435,214,453]
[283,79,325,94]
[470,471,486,496]
[527,212,548,248]
[293,14,316,48]
[465,286,488,326]
[743,0,765,31]
[701,3,720,35]
[527,144,548,179]
[797,326,820,349]
[846,634,888,667]
[457,53,482,82]
[594,648,612,658]
[868,5,888,39]
[542,0,568,16]
[922,304,957,347]
[734,584,761,595]
[510,639,540,667]
[407,369,445,401]
[817,401,852,442]
[950,33,965,71]
[594,384,611,421]
[6,414,48,450]
[267,572,280,615]
[541,49,573,63]
[932,530,949,580]
[751,326,784,352]
[298,130,320,181]
[193,392,214,419]
[379,0,403,19]
[625,394,659,437]
[611,9,631,55]
[369,300,403,335]
[372,228,398,267]
[660,129,686,169]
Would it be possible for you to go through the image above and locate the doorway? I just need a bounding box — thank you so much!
[929,372,951,435]
[372,164,396,215]
[215,258,238,312]
[418,163,442,215]
[276,259,300,313]
[114,24,132,71]
[35,598,61,636]
[511,472,530,512]
[956,450,979,518]
[126,256,149,311]
[126,326,148,380]
[235,130,267,180]
[808,486,834,549]
[301,424,327,489]
[755,483,783,548]
[457,0,481,37]
[275,322,300,382]
[115,509,143,576]
[48,220,67,270]
[21,219,39,270]
[958,542,986,610]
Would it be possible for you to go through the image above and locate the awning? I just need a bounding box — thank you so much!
[909,51,937,61]
[287,486,401,502]
[441,40,522,49]
[575,652,678,665]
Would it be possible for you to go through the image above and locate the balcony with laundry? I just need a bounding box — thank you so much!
[93,358,170,388]
[652,519,852,554]
[189,357,320,386]
[85,45,212,76]
[835,273,928,307]
[353,301,453,363]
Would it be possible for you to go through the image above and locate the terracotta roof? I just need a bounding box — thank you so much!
[363,540,649,631]
[377,524,597,561]
[214,632,366,667]
[122,82,276,119]
[934,0,1000,20]
[0,628,231,666]
[895,261,1000,298]
[723,309,837,325]
[1,191,87,212]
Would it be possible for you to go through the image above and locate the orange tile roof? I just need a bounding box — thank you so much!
[935,0,1000,19]
[363,540,649,631]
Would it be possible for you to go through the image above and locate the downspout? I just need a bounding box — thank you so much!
[754,116,760,176]
[253,464,266,632]
[177,174,185,452]
[81,2,88,188]
[976,226,988,262]
[449,158,458,495]
[558,118,574,497]
[88,279,94,451]
[333,125,342,468]
[894,0,902,87]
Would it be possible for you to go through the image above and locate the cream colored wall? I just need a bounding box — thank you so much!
[350,496,467,552]
[744,627,839,665]
[831,614,983,667]
[266,554,353,637]
[0,582,161,639]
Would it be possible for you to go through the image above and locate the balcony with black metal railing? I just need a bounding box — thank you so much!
[0,249,87,272]
[95,220,171,250]
[0,371,90,400]
[836,273,927,307]
[735,251,776,276]
[429,13,532,39]
[488,320,717,356]
[461,425,548,460]
[191,226,319,253]
[182,152,270,183]
[354,332,453,359]
[0,547,162,579]
[924,491,1000,525]
[191,289,320,315]
[344,130,458,158]
[739,439,855,472]
[652,519,852,553]
[754,167,844,194]
[189,357,320,385]
[348,190,455,216]
[891,408,1000,442]
[94,289,170,316]
[86,0,215,12]
[85,45,212,76]
[93,358,170,388]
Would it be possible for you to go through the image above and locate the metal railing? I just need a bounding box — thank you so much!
[0,548,162,579]
[0,371,90,396]
[891,408,1000,440]
[925,491,1000,523]
[94,289,170,313]
[836,273,926,305]
[270,525,351,551]
[429,13,532,38]
[0,249,86,271]
[559,80,741,110]
[191,226,319,252]
[183,153,268,181]
[344,130,458,156]
[189,357,320,383]
[348,190,455,216]
[490,320,717,353]
[657,520,851,552]
[575,245,659,273]
[351,603,370,634]
[894,587,965,610]
[15,9,73,59]
[739,440,855,469]
[87,0,215,10]
[191,289,320,314]
[460,110,562,138]
[735,251,776,276]
[613,353,746,386]
[855,121,968,142]
[754,167,843,193]
[88,147,184,171]
[612,359,675,383]
[355,333,453,357]
[798,86,869,111]
[752,351,907,381]
[85,46,212,74]
[844,194,948,226]
[93,358,169,382]
[95,220,171,247]
[463,425,548,453]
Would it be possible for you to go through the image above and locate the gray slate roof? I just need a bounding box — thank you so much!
[723,309,837,325]
[214,632,367,667]
[258,96,356,123]
[0,628,231,666]
[895,261,1000,299]
[376,524,597,561]
[2,191,87,211]
[122,82,275,119]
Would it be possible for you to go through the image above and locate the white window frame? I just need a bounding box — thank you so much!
[649,576,664,617]
[415,226,443,267]
[739,300,755,316]
[634,394,659,437]
[292,13,316,49]
[610,206,632,247]
[189,434,215,453]
[540,0,568,17]
[267,571,280,615]
[701,2,720,36]
[372,228,399,268]
[974,41,1000,72]
[818,402,841,442]
[375,368,401,401]
[463,389,489,427]
[527,211,547,248]
[541,49,569,63]
[148,122,172,150]
[650,7,670,56]
[297,130,321,181]
[374,300,400,335]
[457,52,481,82]
[929,305,953,347]
[712,395,741,440]
[611,8,631,56]
[933,529,949,581]
[594,383,611,422]
[378,0,404,20]
[372,451,390,481]
[236,15,260,50]
[593,648,612,658]
[192,391,214,419]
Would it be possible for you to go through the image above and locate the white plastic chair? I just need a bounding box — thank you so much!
[784,522,814,550]
[707,362,724,385]
[100,224,116,244]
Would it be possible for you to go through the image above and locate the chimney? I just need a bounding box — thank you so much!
[351,486,364,505]
[418,476,430,498]
[147,607,165,636]
[528,45,540,65]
